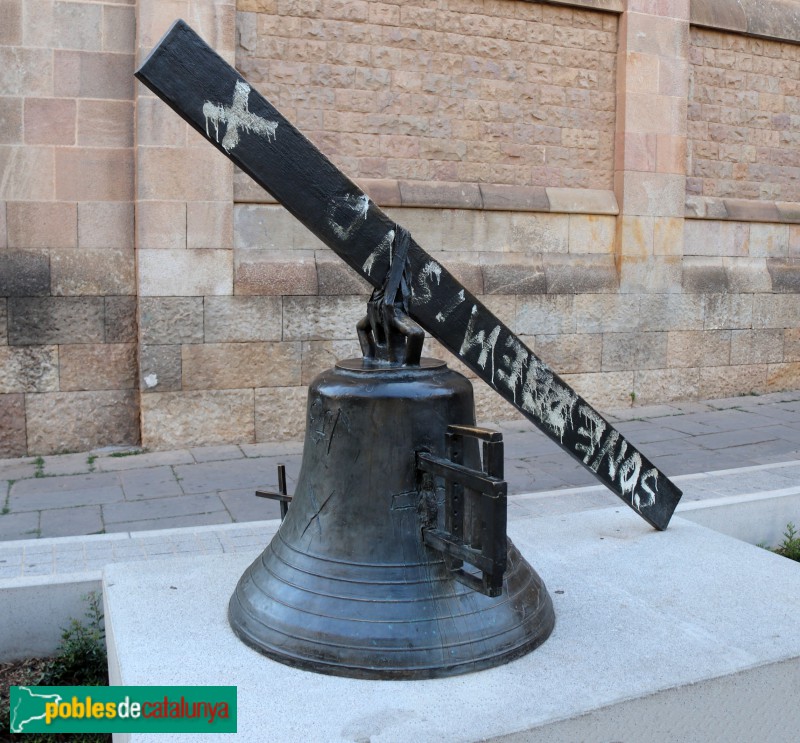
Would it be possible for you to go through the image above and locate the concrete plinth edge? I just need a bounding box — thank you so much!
[2,574,101,661]
[103,508,800,742]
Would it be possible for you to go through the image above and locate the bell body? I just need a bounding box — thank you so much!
[228,358,554,679]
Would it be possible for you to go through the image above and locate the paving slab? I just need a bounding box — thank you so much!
[40,505,103,539]
[119,466,183,500]
[655,452,753,477]
[239,442,304,458]
[0,512,39,541]
[104,511,233,534]
[11,471,121,497]
[102,492,227,525]
[761,424,800,442]
[95,450,194,472]
[607,403,679,421]
[665,400,718,414]
[613,421,687,444]
[173,457,300,495]
[0,462,38,481]
[190,445,246,463]
[754,405,800,422]
[722,409,794,428]
[659,415,720,435]
[9,483,125,512]
[39,453,95,477]
[219,488,282,522]
[689,427,783,450]
[706,395,763,409]
[637,436,707,458]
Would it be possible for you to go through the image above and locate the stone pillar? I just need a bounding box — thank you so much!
[1,0,138,456]
[135,0,242,448]
[614,0,690,292]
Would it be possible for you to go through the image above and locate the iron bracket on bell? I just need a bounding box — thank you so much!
[417,425,508,598]
[255,463,292,520]
[356,226,424,366]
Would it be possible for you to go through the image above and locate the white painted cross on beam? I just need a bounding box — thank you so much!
[203,80,278,153]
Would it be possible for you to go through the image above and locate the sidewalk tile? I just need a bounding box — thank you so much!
[40,505,103,538]
[616,423,687,445]
[667,401,717,414]
[690,428,780,451]
[102,493,227,525]
[190,445,245,463]
[220,488,281,522]
[729,439,800,461]
[105,511,232,534]
[0,463,38,481]
[239,442,303,458]
[12,471,120,496]
[40,453,93,477]
[96,449,195,471]
[10,484,124,512]
[174,457,301,495]
[0,512,39,540]
[708,396,758,409]
[119,466,183,500]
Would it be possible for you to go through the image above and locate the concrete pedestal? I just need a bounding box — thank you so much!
[104,508,800,742]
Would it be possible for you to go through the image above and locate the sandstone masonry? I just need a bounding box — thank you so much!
[3,0,800,455]
[1,0,136,457]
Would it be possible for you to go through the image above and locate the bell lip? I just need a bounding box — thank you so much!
[227,591,555,681]
[227,539,557,681]
[335,356,446,373]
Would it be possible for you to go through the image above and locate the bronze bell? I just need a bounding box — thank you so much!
[228,230,554,679]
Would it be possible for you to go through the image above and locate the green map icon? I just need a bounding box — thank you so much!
[10,686,63,733]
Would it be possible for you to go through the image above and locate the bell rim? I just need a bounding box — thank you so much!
[228,582,555,681]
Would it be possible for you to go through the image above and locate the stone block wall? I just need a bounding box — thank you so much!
[679,10,800,403]
[0,0,138,457]
[4,0,800,456]
[237,0,618,189]
[688,26,800,202]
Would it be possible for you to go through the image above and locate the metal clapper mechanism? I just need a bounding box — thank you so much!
[418,426,508,597]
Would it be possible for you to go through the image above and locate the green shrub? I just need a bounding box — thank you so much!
[775,522,800,563]
[0,593,110,742]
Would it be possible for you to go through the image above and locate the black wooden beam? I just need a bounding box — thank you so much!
[135,20,683,530]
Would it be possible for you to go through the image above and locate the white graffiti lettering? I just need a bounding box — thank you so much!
[618,452,643,497]
[575,404,606,465]
[590,431,628,479]
[362,229,394,276]
[519,357,576,443]
[413,261,442,305]
[496,336,529,405]
[329,193,370,242]
[459,305,500,379]
[435,289,465,323]
[636,468,659,510]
